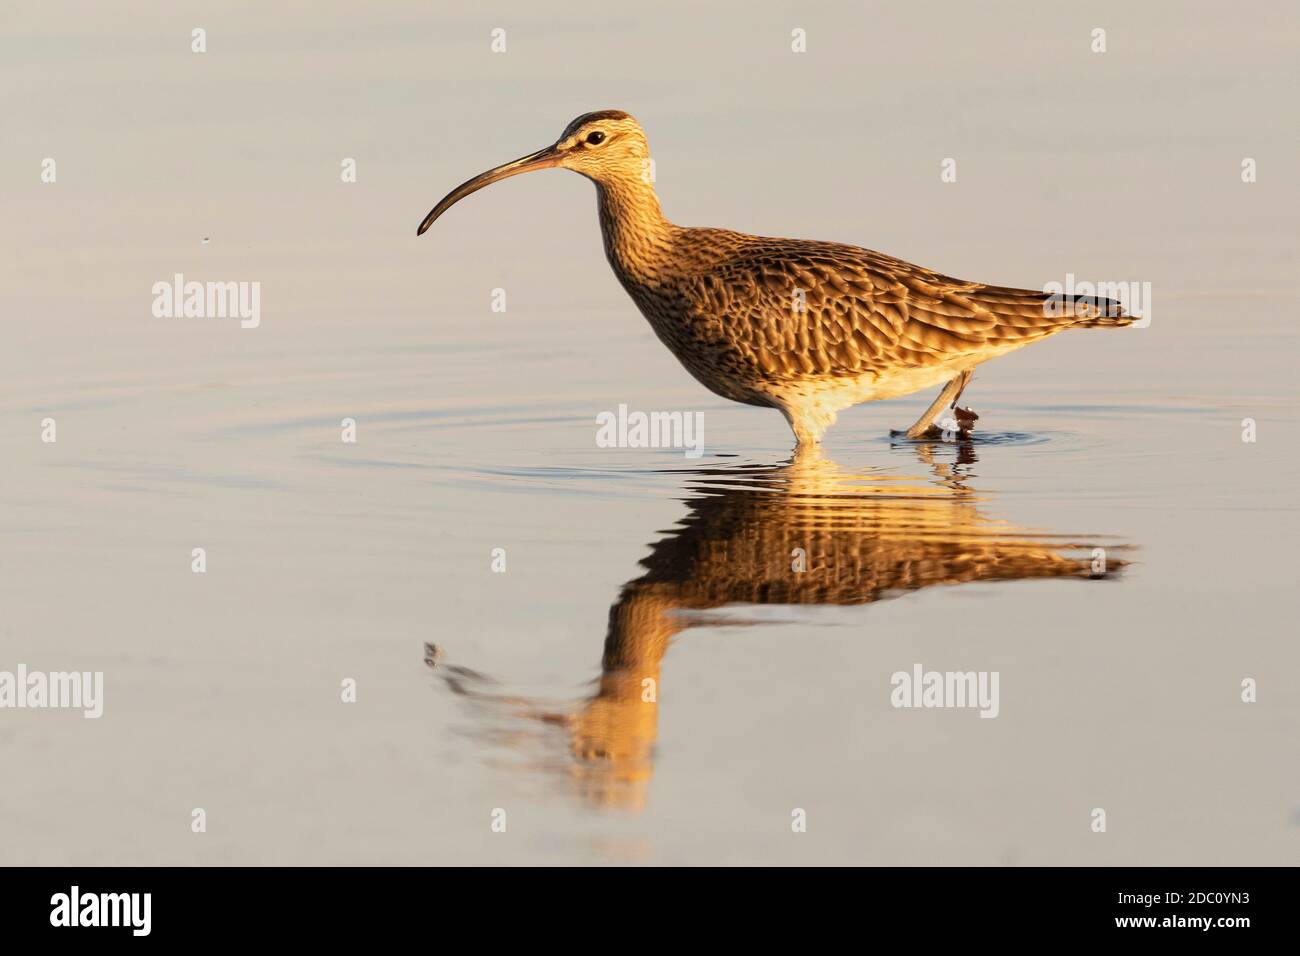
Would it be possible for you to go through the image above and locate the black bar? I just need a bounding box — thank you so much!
[0,867,1286,941]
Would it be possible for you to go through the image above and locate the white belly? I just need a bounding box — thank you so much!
[764,355,1002,444]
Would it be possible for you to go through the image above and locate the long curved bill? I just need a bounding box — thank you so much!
[417,145,560,235]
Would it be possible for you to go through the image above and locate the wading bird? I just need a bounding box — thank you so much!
[418,111,1134,445]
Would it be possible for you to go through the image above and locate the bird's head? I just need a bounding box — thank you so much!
[417,110,652,235]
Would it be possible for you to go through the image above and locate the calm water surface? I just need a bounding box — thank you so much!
[3,303,1297,865]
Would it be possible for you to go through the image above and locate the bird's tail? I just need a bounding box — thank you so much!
[1057,293,1136,328]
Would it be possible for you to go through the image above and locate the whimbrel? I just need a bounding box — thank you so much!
[418,111,1135,445]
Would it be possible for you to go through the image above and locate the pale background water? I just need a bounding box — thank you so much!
[2,1,1297,865]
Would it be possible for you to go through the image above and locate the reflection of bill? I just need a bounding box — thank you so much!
[429,444,1133,811]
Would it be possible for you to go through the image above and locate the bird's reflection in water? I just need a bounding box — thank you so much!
[427,441,1131,810]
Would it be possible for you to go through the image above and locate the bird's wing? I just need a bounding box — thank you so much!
[677,235,1129,379]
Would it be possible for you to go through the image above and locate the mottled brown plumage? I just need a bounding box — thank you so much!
[419,111,1135,444]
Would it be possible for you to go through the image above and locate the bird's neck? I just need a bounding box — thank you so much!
[595,176,675,285]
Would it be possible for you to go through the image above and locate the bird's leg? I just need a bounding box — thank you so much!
[782,403,835,448]
[947,370,980,436]
[949,371,972,408]
[898,370,974,439]
[948,370,979,437]
[791,422,822,447]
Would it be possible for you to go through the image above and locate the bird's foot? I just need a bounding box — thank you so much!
[895,406,979,441]
[951,405,979,437]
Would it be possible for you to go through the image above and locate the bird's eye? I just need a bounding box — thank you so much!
[585,131,606,145]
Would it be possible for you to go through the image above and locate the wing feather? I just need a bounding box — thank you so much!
[673,233,1130,381]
